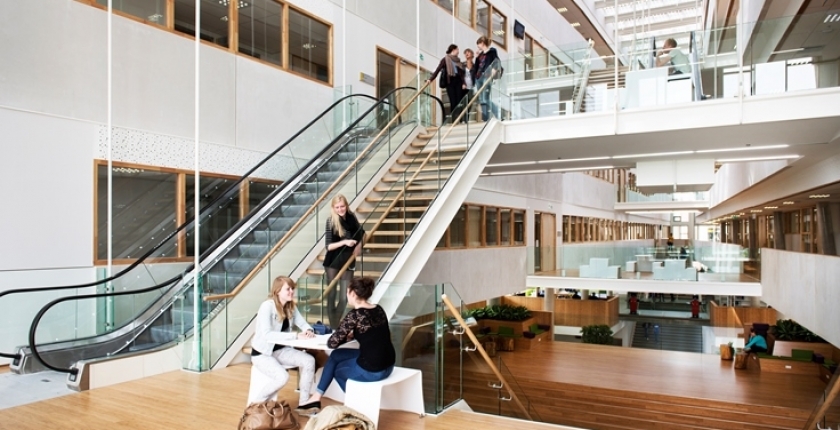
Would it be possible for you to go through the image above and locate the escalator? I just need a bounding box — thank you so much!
[4,84,442,380]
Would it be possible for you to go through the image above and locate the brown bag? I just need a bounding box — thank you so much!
[238,400,300,430]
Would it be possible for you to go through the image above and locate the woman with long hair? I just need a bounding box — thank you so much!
[428,43,466,122]
[323,194,364,328]
[298,277,395,412]
[248,276,317,414]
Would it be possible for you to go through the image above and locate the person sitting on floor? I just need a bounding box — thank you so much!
[743,327,768,353]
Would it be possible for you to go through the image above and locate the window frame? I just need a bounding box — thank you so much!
[77,0,333,87]
[437,203,524,250]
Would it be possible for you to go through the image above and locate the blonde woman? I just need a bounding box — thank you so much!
[323,194,365,328]
[249,276,318,415]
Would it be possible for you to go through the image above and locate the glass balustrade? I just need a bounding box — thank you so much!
[526,242,760,282]
[499,10,839,120]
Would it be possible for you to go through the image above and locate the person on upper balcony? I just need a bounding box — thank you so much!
[656,38,690,75]
[428,44,466,122]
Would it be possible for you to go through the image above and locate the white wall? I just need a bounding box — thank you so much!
[761,249,840,348]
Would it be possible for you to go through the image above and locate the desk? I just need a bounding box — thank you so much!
[276,334,358,351]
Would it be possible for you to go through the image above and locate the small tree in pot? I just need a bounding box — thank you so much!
[581,324,614,345]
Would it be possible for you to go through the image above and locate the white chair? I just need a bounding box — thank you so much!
[322,366,425,428]
[247,363,299,405]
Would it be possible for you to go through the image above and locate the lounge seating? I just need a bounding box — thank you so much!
[580,258,620,279]
[652,259,697,281]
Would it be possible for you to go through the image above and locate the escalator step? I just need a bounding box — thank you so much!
[237,243,270,258]
[223,257,261,274]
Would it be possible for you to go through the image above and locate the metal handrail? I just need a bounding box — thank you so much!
[204,81,436,302]
[22,87,440,370]
[306,66,497,305]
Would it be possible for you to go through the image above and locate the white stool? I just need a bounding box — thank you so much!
[342,367,425,428]
[247,363,298,405]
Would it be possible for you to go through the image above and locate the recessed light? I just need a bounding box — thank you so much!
[783,201,795,205]
[557,7,568,13]
[764,206,778,209]
[488,169,548,176]
[493,30,505,35]
[486,161,537,167]
[750,209,763,213]
[570,22,581,27]
[809,194,830,199]
[536,156,610,164]
[695,144,789,154]
[716,155,799,162]
[612,151,693,159]
[549,165,614,173]
[302,43,317,50]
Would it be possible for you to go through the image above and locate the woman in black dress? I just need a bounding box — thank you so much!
[323,194,364,328]
[428,44,466,122]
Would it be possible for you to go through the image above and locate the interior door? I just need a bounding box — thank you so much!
[540,212,557,273]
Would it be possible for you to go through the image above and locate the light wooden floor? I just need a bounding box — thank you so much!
[0,342,829,429]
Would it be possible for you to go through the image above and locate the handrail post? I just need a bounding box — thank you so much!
[440,294,533,420]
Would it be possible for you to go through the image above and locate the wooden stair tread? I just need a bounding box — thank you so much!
[370,230,409,236]
[374,184,440,192]
[379,218,421,223]
[389,165,456,174]
[306,268,383,277]
[397,155,461,164]
[365,195,436,202]
[357,206,428,212]
[382,174,450,183]
[363,243,402,248]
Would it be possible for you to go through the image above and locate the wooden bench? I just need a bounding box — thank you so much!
[756,356,819,375]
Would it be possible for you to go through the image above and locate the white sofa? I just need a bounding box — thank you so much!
[579,258,621,279]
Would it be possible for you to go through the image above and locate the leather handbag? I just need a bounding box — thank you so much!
[238,400,300,430]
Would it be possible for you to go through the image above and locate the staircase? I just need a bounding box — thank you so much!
[632,321,703,353]
[581,67,629,113]
[299,123,484,319]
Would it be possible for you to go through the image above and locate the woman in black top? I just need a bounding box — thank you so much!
[428,44,466,122]
[298,277,395,412]
[473,36,500,120]
[323,194,364,328]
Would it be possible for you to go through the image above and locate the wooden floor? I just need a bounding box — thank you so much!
[0,342,831,429]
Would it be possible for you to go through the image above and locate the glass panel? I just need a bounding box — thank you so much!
[513,210,524,245]
[450,206,467,248]
[456,0,472,25]
[238,0,283,66]
[96,0,167,24]
[184,175,240,257]
[500,208,511,245]
[288,8,330,83]
[468,206,481,247]
[173,0,230,48]
[476,0,489,38]
[248,180,281,212]
[490,9,506,49]
[485,207,498,246]
[438,0,454,13]
[96,165,177,260]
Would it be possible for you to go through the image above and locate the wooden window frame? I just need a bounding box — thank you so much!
[488,5,507,51]
[437,203,525,249]
[93,160,280,265]
[76,0,333,87]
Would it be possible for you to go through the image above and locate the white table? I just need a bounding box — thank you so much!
[276,334,358,350]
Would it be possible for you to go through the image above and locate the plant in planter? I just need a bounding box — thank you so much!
[581,324,614,345]
[464,304,531,322]
[771,319,823,342]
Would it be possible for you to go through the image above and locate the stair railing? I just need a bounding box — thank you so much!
[204,81,436,302]
[441,293,533,420]
[308,64,499,305]
[571,39,595,114]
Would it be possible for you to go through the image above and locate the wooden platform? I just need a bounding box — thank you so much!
[0,342,836,430]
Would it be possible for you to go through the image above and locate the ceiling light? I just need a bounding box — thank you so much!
[549,165,614,172]
[809,194,830,199]
[716,155,799,162]
[695,144,789,154]
[772,48,805,55]
[536,156,611,164]
[219,0,250,8]
[750,209,763,213]
[739,213,745,216]
[825,13,840,23]
[493,30,505,35]
[612,151,694,159]
[764,206,778,209]
[486,161,538,168]
[302,43,317,50]
[783,201,795,205]
[570,22,581,27]
[488,169,549,176]
[556,7,568,13]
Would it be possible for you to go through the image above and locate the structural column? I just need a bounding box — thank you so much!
[773,211,786,250]
[817,203,837,256]
[747,216,758,260]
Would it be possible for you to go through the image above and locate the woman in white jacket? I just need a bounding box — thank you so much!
[249,276,317,414]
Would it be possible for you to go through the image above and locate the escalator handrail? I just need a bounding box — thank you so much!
[202,81,437,302]
[0,93,378,301]
[23,86,443,369]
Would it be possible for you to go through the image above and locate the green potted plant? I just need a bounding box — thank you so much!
[581,324,614,345]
